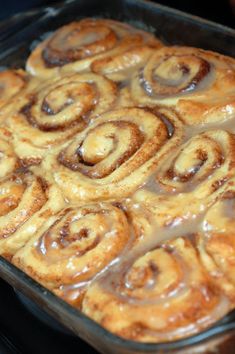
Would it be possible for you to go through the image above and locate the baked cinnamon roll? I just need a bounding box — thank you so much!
[82,237,230,342]
[0,69,27,109]
[26,18,162,80]
[0,169,64,259]
[197,178,235,301]
[128,130,235,228]
[0,115,65,260]
[44,107,183,202]
[131,46,235,125]
[4,73,116,164]
[13,203,130,307]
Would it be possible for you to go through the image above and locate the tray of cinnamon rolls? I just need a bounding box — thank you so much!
[0,0,235,353]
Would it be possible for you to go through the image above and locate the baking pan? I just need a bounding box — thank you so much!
[0,1,235,353]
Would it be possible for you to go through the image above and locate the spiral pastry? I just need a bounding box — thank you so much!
[197,178,235,301]
[44,107,183,202]
[13,203,130,306]
[4,73,116,164]
[26,18,162,80]
[0,169,64,259]
[82,237,229,342]
[129,130,235,227]
[0,69,27,109]
[131,46,235,125]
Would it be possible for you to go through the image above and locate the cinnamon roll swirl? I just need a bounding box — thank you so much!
[82,237,229,342]
[131,46,235,125]
[4,73,116,164]
[13,203,130,307]
[0,169,64,259]
[44,107,183,202]
[197,178,235,301]
[129,130,235,228]
[0,69,27,109]
[26,18,162,80]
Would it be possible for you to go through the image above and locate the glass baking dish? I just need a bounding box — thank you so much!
[0,0,235,353]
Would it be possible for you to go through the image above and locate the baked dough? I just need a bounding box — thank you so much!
[26,18,162,80]
[131,46,235,125]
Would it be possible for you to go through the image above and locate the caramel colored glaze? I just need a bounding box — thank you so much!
[12,203,132,306]
[26,18,163,80]
[3,72,116,162]
[0,69,27,109]
[131,46,235,125]
[43,107,183,202]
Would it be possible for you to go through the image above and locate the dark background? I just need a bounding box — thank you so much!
[0,278,97,354]
[0,0,234,28]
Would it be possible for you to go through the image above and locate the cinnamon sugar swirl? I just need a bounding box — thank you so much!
[131,46,235,125]
[44,107,183,201]
[83,237,230,342]
[128,130,235,228]
[0,125,64,260]
[0,169,64,259]
[3,72,116,164]
[13,203,131,307]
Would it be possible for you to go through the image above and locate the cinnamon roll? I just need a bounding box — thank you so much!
[0,169,64,259]
[44,107,183,202]
[13,203,130,307]
[26,18,162,80]
[131,46,235,125]
[128,130,235,228]
[82,237,230,342]
[4,72,116,164]
[0,69,27,109]
[197,178,235,301]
